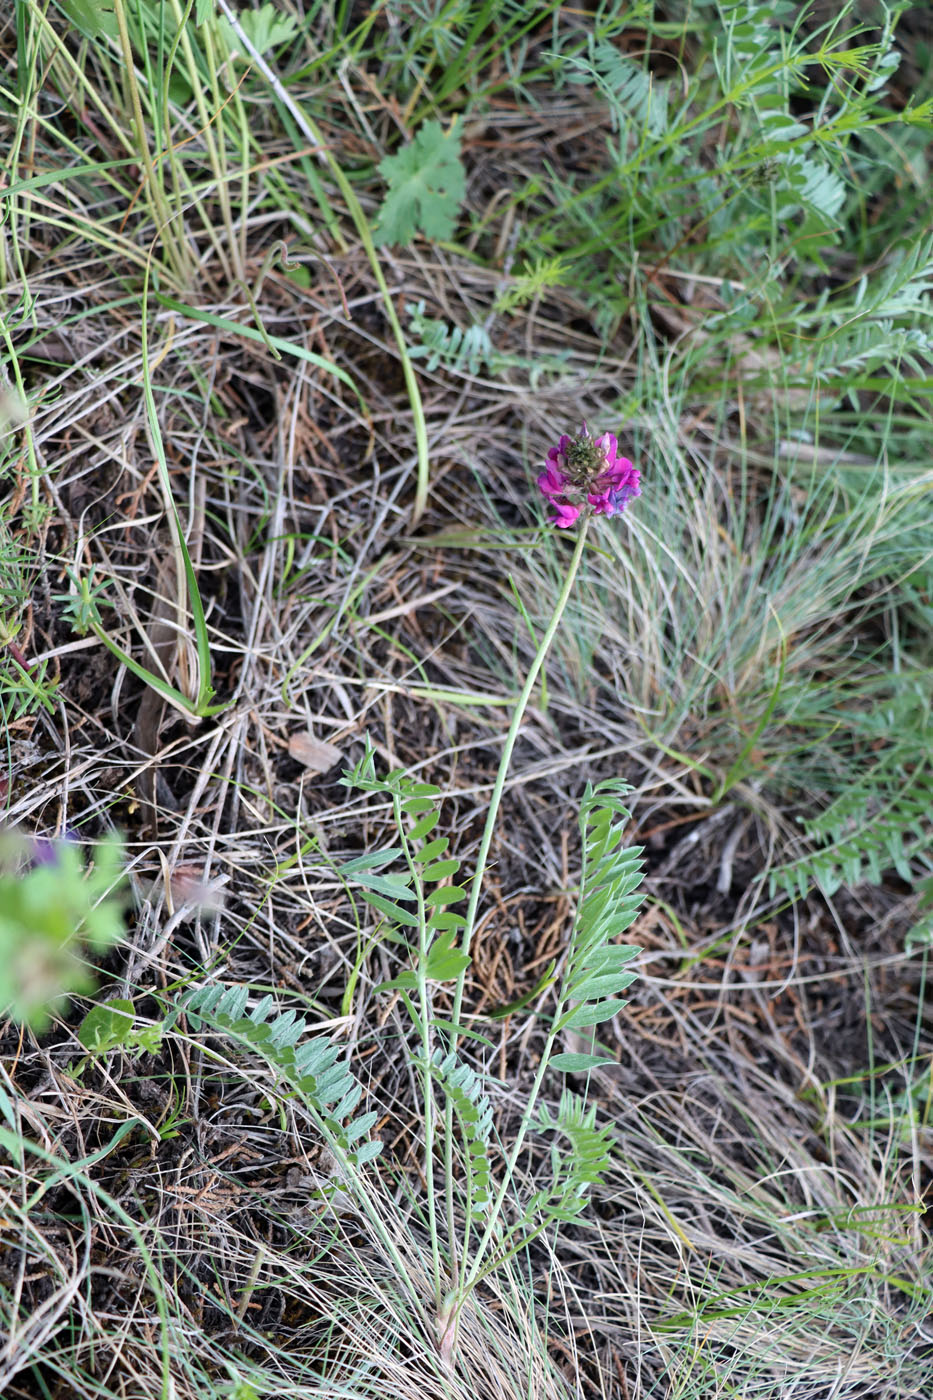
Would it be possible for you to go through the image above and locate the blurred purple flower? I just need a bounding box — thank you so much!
[29,832,78,868]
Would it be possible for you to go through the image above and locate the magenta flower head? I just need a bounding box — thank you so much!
[537,421,640,528]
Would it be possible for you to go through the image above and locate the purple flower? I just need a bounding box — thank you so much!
[538,423,640,527]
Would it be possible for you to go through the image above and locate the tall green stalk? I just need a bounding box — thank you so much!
[442,519,590,1285]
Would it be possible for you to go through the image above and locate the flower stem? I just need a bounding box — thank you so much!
[454,518,589,1015]
[442,518,589,1287]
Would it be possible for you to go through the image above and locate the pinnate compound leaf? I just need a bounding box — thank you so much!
[537,1090,615,1217]
[374,120,466,246]
[555,781,645,1028]
[178,984,382,1171]
[428,1049,494,1215]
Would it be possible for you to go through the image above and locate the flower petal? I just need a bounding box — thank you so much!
[550,500,581,528]
[538,461,568,498]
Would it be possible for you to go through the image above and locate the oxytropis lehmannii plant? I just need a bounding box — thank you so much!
[180,425,644,1371]
[343,423,644,1358]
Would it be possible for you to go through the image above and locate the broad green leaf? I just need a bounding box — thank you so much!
[374,119,466,246]
[60,0,119,40]
[78,999,134,1053]
[426,954,470,980]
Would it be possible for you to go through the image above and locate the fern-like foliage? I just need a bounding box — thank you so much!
[771,768,933,898]
[769,682,933,947]
[550,779,645,1073]
[563,39,669,137]
[428,1049,494,1217]
[404,300,570,380]
[802,236,933,387]
[405,300,495,375]
[714,0,796,100]
[493,255,569,315]
[338,738,470,1006]
[180,983,382,1170]
[531,1091,615,1223]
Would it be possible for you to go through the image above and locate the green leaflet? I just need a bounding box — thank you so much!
[360,891,420,927]
[414,836,449,864]
[409,810,440,841]
[422,859,460,881]
[424,928,470,981]
[549,1052,611,1073]
[557,999,629,1030]
[425,884,466,906]
[339,848,405,873]
[349,872,416,900]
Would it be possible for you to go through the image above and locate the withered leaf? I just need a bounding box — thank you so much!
[288,732,344,773]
